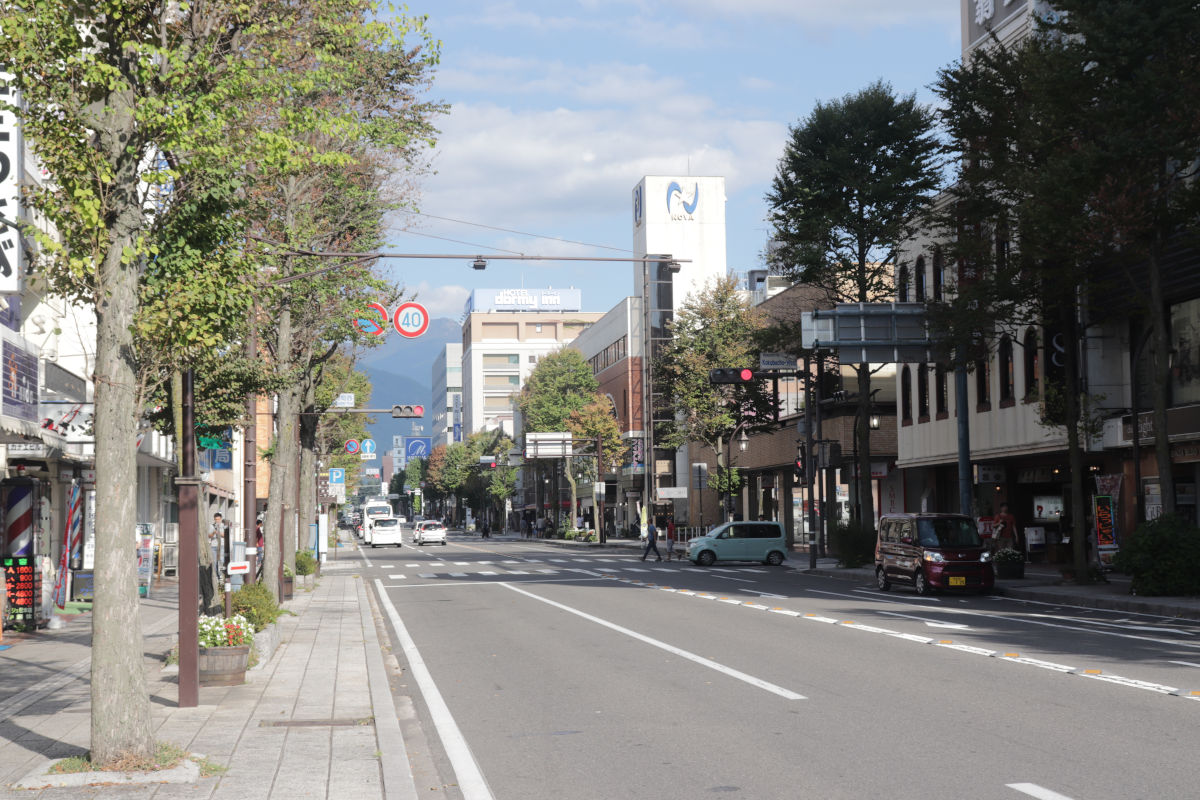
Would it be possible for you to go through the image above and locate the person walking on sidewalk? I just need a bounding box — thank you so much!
[642,518,661,561]
[664,516,677,561]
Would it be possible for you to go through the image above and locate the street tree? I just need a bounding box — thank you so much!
[0,0,325,764]
[517,349,600,527]
[654,276,777,514]
[931,0,1200,577]
[766,80,940,530]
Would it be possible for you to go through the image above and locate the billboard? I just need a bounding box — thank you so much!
[465,288,582,314]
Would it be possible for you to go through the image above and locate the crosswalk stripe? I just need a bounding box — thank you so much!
[479,571,497,575]
[449,572,468,577]
[418,573,437,578]
[388,574,406,580]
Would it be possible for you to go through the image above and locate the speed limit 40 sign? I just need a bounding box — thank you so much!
[393,302,430,339]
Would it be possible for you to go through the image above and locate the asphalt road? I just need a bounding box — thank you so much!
[358,530,1200,800]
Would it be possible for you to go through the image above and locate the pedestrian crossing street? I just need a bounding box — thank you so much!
[380,556,769,581]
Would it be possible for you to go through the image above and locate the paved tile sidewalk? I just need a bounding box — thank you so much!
[0,571,417,800]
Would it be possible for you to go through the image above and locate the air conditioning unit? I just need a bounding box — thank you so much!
[163,522,179,543]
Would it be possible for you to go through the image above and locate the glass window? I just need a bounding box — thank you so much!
[915,256,926,301]
[999,336,1014,402]
[933,247,944,301]
[916,518,983,548]
[935,364,948,415]
[1023,328,1039,399]
[1171,298,1200,405]
[917,363,929,419]
[975,358,990,410]
[898,264,910,302]
[483,354,519,368]
[901,366,913,423]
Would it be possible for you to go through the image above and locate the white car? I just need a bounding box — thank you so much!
[370,517,403,547]
[413,521,447,546]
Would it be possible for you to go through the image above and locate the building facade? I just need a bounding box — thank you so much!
[430,343,462,447]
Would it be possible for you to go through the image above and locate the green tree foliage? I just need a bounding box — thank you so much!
[517,349,599,431]
[0,0,317,764]
[518,349,601,523]
[654,276,777,502]
[931,1,1200,576]
[766,80,940,530]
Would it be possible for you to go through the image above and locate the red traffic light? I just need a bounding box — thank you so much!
[391,404,425,418]
[709,368,757,384]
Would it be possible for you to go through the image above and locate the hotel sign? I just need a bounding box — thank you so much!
[466,288,582,314]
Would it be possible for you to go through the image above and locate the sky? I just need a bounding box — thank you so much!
[381,0,964,320]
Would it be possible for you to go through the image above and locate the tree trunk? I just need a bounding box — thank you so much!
[855,363,873,529]
[298,379,319,552]
[89,115,154,764]
[565,454,577,529]
[1147,244,1175,516]
[261,301,295,600]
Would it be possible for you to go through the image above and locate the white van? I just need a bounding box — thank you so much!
[369,517,403,547]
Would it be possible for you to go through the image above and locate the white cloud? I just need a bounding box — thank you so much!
[400,281,472,317]
[633,0,956,29]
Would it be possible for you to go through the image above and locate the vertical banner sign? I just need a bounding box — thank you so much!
[1094,473,1123,566]
[0,72,22,293]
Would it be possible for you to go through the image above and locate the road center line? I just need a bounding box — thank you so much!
[374,580,495,800]
[499,582,805,701]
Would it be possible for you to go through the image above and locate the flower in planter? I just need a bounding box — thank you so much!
[198,614,251,648]
[993,547,1024,565]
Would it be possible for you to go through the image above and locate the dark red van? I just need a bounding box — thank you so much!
[875,513,994,595]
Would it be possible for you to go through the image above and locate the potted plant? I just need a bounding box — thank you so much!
[197,614,252,686]
[993,547,1025,579]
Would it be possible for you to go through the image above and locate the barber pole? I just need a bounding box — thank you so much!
[5,484,33,556]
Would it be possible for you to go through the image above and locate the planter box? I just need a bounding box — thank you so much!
[199,645,249,686]
[283,576,293,600]
[995,562,1025,580]
[250,622,280,670]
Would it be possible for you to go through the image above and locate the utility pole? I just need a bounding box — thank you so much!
[804,355,817,570]
[177,369,200,708]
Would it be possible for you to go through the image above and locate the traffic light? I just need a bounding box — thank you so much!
[794,450,806,482]
[478,455,497,468]
[391,404,425,418]
[709,367,756,384]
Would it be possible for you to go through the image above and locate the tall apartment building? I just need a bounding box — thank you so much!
[460,289,603,437]
[430,343,462,447]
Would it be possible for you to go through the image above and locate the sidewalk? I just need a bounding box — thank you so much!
[0,558,420,799]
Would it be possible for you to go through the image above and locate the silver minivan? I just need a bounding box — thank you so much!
[688,521,787,566]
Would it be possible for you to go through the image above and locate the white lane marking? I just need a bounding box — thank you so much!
[418,573,437,579]
[380,577,609,589]
[478,571,497,576]
[710,574,756,583]
[449,572,468,577]
[455,562,470,566]
[374,580,495,800]
[388,574,406,580]
[568,568,603,577]
[537,569,557,574]
[748,591,787,599]
[815,588,1200,650]
[505,570,530,575]
[1006,783,1077,800]
[1169,660,1200,668]
[625,568,650,573]
[406,563,420,567]
[502,560,520,564]
[500,583,805,700]
[878,610,969,629]
[478,560,494,565]
[549,559,569,563]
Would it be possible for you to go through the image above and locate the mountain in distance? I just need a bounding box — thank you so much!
[359,316,460,460]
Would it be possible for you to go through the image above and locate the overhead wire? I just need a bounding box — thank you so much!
[389,209,632,254]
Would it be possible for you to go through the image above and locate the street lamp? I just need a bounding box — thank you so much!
[719,421,751,522]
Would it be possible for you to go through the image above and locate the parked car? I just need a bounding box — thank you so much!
[413,520,447,546]
[687,521,787,566]
[369,517,403,548]
[875,513,994,595]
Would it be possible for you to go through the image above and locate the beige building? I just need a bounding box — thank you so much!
[460,289,603,436]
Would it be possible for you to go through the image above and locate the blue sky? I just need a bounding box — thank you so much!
[381,0,962,319]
